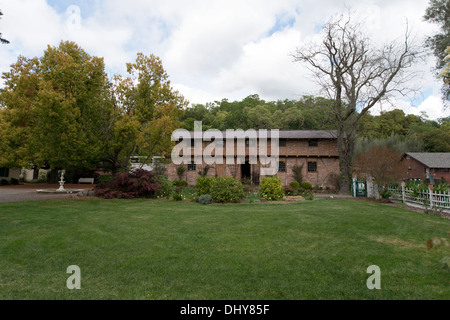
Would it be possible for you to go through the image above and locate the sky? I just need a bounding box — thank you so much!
[0,0,449,120]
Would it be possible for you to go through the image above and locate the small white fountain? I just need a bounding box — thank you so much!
[37,170,83,194]
[57,170,66,192]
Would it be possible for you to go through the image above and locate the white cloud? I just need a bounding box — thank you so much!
[0,0,447,119]
[375,96,449,120]
[415,96,450,120]
[163,0,293,77]
[213,28,310,101]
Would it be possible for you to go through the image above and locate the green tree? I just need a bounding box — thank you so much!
[0,44,186,178]
[0,56,40,167]
[211,110,230,130]
[419,127,450,152]
[246,105,274,129]
[103,53,187,175]
[354,133,424,158]
[424,0,450,102]
[281,107,304,130]
[0,41,110,174]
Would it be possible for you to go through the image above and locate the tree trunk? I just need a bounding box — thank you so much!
[339,155,352,195]
[48,168,59,184]
[337,125,355,195]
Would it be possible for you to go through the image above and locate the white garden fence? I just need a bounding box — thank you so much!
[387,186,450,213]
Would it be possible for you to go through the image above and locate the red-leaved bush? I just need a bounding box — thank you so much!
[95,169,161,199]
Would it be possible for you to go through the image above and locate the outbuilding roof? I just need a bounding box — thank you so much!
[404,153,450,169]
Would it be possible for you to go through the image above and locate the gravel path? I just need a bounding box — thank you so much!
[0,184,95,203]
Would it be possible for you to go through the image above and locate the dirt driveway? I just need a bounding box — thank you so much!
[0,183,95,203]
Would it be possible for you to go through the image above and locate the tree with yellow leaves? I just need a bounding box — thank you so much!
[100,53,187,175]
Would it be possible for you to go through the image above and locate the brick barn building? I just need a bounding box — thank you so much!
[167,130,340,188]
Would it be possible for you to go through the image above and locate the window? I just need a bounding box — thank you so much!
[278,161,286,173]
[308,162,317,173]
[0,167,9,178]
[279,139,286,147]
[309,139,318,147]
[188,162,196,171]
[246,139,256,147]
[434,168,449,173]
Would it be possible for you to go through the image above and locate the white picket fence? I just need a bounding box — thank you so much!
[387,186,450,213]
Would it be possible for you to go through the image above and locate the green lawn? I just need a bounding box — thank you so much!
[0,198,448,300]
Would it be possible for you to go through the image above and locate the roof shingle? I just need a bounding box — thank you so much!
[405,153,450,169]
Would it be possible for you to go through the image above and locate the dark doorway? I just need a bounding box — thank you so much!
[241,161,251,180]
[33,167,39,180]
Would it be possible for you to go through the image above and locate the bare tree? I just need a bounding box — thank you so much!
[353,145,407,198]
[293,14,420,194]
[0,9,9,44]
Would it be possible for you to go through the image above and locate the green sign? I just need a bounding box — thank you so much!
[353,180,367,197]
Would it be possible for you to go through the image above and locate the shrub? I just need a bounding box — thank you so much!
[243,184,253,195]
[292,164,304,185]
[303,191,315,201]
[301,182,313,190]
[156,175,175,199]
[173,193,183,201]
[10,178,19,185]
[210,177,245,203]
[246,192,261,203]
[1,179,10,186]
[198,194,212,205]
[434,183,449,194]
[284,185,298,196]
[198,165,212,177]
[196,177,214,196]
[176,166,186,180]
[259,177,284,201]
[409,182,429,197]
[379,188,392,199]
[95,169,161,199]
[181,187,197,200]
[290,181,301,189]
[173,180,189,187]
[97,175,113,184]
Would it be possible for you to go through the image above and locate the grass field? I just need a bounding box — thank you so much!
[0,198,449,300]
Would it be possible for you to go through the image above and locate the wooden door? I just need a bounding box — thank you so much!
[216,164,226,177]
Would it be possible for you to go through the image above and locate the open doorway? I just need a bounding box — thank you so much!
[241,161,251,180]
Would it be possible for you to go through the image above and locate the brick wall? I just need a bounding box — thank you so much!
[167,138,340,188]
[401,158,450,182]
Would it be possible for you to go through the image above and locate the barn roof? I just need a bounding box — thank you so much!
[174,130,338,140]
